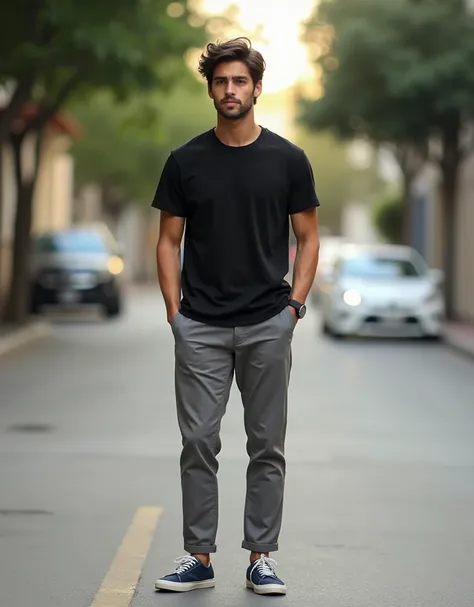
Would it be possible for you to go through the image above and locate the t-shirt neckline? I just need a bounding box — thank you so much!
[211,126,266,150]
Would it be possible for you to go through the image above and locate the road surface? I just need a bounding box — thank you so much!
[1,288,474,606]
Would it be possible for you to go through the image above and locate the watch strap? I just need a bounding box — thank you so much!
[288,299,303,310]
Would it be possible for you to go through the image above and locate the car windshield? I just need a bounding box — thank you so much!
[33,231,107,254]
[340,255,423,278]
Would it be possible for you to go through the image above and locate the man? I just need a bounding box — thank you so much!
[152,37,320,595]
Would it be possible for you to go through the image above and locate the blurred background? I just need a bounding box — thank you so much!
[1,2,474,606]
[0,0,473,331]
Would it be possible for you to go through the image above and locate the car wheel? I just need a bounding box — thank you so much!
[321,320,332,335]
[321,320,344,339]
[103,298,122,319]
[30,298,42,315]
[422,334,441,342]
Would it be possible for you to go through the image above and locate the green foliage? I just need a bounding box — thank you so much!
[70,94,159,203]
[373,192,404,244]
[298,0,474,317]
[294,129,385,233]
[299,0,474,145]
[0,0,211,326]
[0,0,207,123]
[70,78,215,205]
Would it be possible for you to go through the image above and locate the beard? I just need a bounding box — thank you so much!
[214,96,254,121]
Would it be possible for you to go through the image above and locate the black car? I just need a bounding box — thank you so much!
[30,227,125,318]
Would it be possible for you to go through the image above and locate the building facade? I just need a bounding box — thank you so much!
[412,156,474,323]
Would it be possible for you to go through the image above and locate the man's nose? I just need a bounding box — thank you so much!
[225,82,236,95]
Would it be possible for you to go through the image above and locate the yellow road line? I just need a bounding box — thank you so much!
[90,506,162,607]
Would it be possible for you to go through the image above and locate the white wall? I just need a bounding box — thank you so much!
[32,132,73,233]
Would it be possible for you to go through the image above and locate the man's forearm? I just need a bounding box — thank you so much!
[157,242,181,321]
[290,239,320,303]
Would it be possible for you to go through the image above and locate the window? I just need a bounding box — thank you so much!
[341,255,423,278]
[33,231,107,254]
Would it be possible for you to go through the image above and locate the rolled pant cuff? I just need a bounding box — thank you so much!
[184,543,217,554]
[242,540,278,553]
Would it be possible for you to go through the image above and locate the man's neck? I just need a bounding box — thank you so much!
[214,114,262,147]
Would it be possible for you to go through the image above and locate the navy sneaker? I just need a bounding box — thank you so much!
[246,555,287,595]
[155,556,215,592]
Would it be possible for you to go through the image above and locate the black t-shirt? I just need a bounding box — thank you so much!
[152,127,320,327]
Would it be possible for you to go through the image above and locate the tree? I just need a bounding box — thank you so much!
[373,192,404,245]
[299,0,474,318]
[69,78,215,230]
[294,128,385,234]
[0,0,207,325]
[70,93,165,231]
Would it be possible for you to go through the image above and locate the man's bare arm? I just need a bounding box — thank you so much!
[156,211,185,323]
[290,207,320,305]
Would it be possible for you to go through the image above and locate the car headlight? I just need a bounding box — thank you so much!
[342,289,362,307]
[107,255,124,275]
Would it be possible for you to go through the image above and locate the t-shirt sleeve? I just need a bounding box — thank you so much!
[288,149,320,215]
[151,153,187,217]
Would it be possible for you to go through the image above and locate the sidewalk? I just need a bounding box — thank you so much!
[0,321,51,357]
[442,321,474,359]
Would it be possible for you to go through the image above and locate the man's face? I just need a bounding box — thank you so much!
[209,61,262,121]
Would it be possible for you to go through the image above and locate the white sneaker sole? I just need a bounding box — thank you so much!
[155,578,215,592]
[246,580,287,595]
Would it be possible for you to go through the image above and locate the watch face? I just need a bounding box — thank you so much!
[299,304,307,319]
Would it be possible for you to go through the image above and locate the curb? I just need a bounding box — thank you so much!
[0,321,51,358]
[442,332,474,360]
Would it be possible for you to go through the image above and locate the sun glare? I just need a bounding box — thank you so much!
[199,0,316,94]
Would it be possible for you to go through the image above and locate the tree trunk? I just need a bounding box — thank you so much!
[0,80,35,143]
[395,145,414,246]
[401,168,412,246]
[3,130,43,326]
[0,149,3,315]
[395,143,427,247]
[0,74,79,325]
[0,80,36,319]
[439,125,461,321]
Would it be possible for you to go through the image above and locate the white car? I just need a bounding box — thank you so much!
[320,244,445,339]
[311,236,346,304]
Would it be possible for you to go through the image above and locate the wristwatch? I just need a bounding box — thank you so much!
[288,299,307,319]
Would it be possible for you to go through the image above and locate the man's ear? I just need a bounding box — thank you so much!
[253,80,262,104]
[208,84,214,100]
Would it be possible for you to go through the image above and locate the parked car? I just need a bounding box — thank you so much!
[30,226,125,318]
[320,243,445,339]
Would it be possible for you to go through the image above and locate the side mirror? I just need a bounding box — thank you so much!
[429,268,444,285]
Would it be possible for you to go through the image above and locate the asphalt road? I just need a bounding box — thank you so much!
[1,287,474,607]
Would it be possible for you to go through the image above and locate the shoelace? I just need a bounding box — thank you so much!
[173,555,198,575]
[251,554,278,579]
